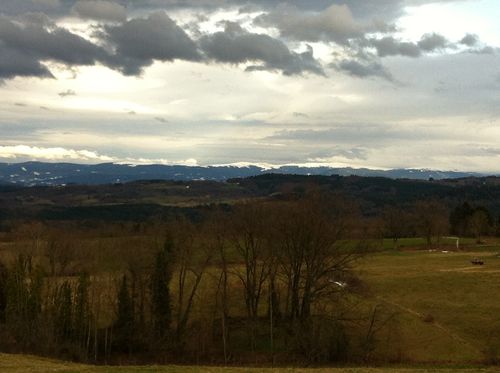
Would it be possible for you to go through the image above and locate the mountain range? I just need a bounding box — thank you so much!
[0,162,491,186]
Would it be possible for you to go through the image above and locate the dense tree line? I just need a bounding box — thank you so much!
[449,202,495,242]
[381,200,497,249]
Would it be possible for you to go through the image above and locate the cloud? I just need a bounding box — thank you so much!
[334,59,393,80]
[417,33,448,52]
[370,36,422,57]
[134,0,454,21]
[0,42,54,79]
[199,22,324,76]
[33,0,60,7]
[0,0,65,16]
[0,11,202,79]
[155,117,169,123]
[293,112,309,118]
[255,4,373,44]
[471,46,497,55]
[0,144,200,165]
[118,157,199,166]
[0,8,326,80]
[0,145,114,161]
[58,89,76,97]
[0,0,471,21]
[72,0,127,22]
[0,15,116,79]
[460,33,479,47]
[101,11,201,75]
[370,33,449,58]
[266,125,418,144]
[308,146,368,161]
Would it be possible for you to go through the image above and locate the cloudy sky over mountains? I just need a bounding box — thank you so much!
[0,0,499,171]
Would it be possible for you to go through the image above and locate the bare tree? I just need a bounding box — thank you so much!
[469,208,490,244]
[173,221,214,345]
[230,204,274,315]
[415,200,449,248]
[382,206,411,249]
[275,195,361,320]
[45,232,74,276]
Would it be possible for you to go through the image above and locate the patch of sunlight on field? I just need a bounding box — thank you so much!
[1,354,500,373]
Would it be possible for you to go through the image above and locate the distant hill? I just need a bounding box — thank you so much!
[2,171,500,222]
[0,161,488,186]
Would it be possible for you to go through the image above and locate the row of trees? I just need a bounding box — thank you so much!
[382,200,496,248]
[0,195,400,364]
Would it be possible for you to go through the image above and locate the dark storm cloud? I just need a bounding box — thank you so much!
[0,14,117,79]
[0,42,54,79]
[0,0,63,16]
[0,0,471,19]
[106,0,357,14]
[126,0,455,20]
[72,0,127,22]
[0,10,204,79]
[0,9,323,79]
[101,12,202,75]
[200,22,324,76]
[0,0,473,81]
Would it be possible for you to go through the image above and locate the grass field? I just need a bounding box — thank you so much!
[2,238,500,371]
[1,353,500,373]
[356,240,500,363]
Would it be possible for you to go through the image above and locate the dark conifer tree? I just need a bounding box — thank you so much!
[151,236,174,342]
[114,275,135,352]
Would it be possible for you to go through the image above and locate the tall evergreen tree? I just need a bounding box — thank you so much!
[151,236,174,341]
[114,275,135,352]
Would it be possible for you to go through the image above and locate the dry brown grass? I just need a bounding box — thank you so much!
[1,353,500,373]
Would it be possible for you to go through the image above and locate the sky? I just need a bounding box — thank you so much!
[0,0,500,172]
